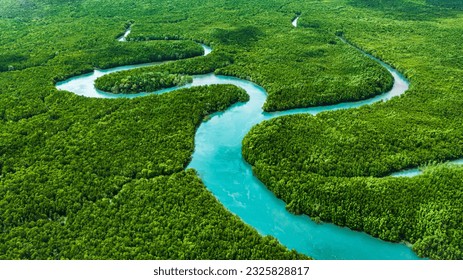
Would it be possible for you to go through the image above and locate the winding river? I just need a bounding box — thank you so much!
[56,25,422,259]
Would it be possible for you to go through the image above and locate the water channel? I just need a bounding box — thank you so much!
[56,26,423,259]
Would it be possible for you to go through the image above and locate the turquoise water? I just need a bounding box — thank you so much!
[391,158,463,177]
[292,16,299,27]
[56,41,420,259]
[118,27,131,42]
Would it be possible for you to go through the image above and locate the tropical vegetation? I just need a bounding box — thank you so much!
[1,0,463,260]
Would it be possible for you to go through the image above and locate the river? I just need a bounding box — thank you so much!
[56,26,421,260]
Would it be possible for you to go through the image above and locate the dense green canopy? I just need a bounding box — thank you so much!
[1,0,462,259]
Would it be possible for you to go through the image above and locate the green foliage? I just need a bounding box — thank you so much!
[1,84,249,221]
[0,53,28,72]
[0,170,304,259]
[2,0,463,260]
[426,0,463,9]
[95,71,193,94]
[345,0,460,21]
[212,26,264,46]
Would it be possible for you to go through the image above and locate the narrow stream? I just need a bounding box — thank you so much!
[292,16,299,27]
